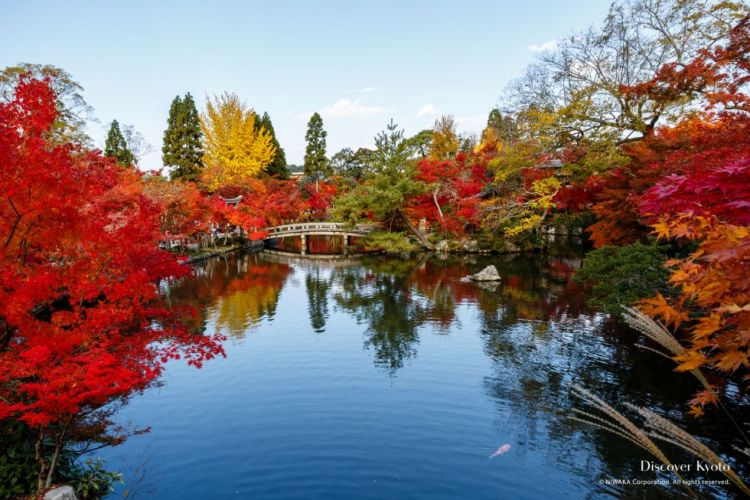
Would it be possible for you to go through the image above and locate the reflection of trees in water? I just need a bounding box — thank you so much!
[307,235,343,254]
[306,269,330,333]
[165,254,292,337]
[332,258,424,373]
[166,251,748,496]
[329,255,592,374]
[470,257,745,498]
[331,253,747,496]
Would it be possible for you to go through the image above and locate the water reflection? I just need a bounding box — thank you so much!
[166,254,293,336]
[332,257,424,372]
[156,251,747,498]
[306,268,330,333]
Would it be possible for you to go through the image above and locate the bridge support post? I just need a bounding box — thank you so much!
[342,234,348,254]
[300,234,307,255]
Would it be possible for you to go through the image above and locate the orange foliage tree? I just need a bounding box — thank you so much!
[626,16,750,409]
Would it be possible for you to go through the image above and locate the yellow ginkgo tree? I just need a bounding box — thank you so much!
[200,92,275,190]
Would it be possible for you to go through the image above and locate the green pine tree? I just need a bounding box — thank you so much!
[163,93,204,182]
[487,108,503,131]
[332,119,433,249]
[255,112,289,179]
[104,120,134,167]
[486,107,517,143]
[303,112,330,179]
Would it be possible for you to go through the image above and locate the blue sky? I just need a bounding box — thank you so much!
[2,1,611,168]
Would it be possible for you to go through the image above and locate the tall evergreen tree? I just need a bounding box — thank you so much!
[485,107,517,144]
[487,108,503,132]
[163,93,204,182]
[104,120,134,167]
[255,112,289,179]
[303,112,329,179]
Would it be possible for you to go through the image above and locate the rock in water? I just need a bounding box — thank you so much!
[44,486,77,500]
[467,265,501,282]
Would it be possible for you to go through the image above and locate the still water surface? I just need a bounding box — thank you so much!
[99,251,746,499]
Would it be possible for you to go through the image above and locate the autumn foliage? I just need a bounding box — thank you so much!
[408,152,489,236]
[1,17,748,494]
[622,16,750,404]
[0,77,225,489]
[200,92,276,190]
[210,178,337,240]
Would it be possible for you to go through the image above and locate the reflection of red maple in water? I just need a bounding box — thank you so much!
[548,261,575,280]
[505,275,523,288]
[307,235,344,254]
[408,258,589,325]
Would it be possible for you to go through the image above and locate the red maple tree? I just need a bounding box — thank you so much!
[586,15,750,248]
[409,152,489,236]
[0,77,225,491]
[624,15,750,412]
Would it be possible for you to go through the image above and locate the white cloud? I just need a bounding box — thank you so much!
[346,86,376,94]
[295,98,385,120]
[528,39,558,53]
[416,104,440,117]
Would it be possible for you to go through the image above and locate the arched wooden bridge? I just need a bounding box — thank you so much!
[263,222,378,254]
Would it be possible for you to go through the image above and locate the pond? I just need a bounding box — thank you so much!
[98,251,746,499]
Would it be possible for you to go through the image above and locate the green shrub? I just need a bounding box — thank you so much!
[575,241,672,317]
[72,458,123,500]
[0,422,121,499]
[360,231,418,255]
[0,423,39,498]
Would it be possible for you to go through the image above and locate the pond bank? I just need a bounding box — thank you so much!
[184,239,264,264]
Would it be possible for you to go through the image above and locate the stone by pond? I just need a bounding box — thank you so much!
[465,264,502,282]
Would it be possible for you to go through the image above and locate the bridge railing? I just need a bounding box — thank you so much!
[265,222,380,236]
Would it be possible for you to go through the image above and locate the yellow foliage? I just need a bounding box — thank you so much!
[478,127,500,151]
[430,115,459,160]
[482,175,561,238]
[505,214,543,237]
[529,177,560,209]
[200,92,275,190]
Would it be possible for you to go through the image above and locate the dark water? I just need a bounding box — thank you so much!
[98,251,747,499]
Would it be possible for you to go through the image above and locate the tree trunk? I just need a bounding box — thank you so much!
[45,440,62,488]
[35,430,47,493]
[432,189,444,220]
[396,209,434,250]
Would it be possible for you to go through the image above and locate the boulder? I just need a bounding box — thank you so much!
[467,265,501,282]
[502,240,521,253]
[436,240,449,253]
[44,486,77,500]
[460,239,479,253]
